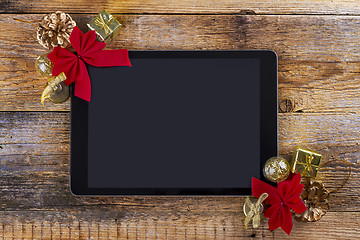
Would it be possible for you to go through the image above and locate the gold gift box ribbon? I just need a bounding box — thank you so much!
[94,12,117,35]
[297,154,319,176]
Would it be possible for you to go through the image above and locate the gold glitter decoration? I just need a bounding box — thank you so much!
[291,147,322,178]
[36,52,53,77]
[36,11,76,50]
[49,81,70,104]
[94,12,114,35]
[41,72,69,106]
[294,178,329,222]
[263,156,290,183]
[87,10,122,43]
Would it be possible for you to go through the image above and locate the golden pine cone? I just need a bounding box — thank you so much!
[36,11,76,50]
[294,178,329,222]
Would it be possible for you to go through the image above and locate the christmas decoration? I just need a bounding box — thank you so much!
[36,52,53,77]
[263,156,290,183]
[41,72,68,105]
[291,147,322,178]
[252,173,307,235]
[36,11,76,50]
[294,178,329,222]
[87,10,122,43]
[47,26,131,101]
[243,193,268,229]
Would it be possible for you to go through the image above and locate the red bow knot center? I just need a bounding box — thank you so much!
[75,52,84,61]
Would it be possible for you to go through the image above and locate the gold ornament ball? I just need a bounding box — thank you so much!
[263,157,290,182]
[36,53,53,77]
[49,82,70,103]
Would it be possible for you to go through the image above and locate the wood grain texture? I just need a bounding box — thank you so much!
[1,112,359,212]
[1,1,360,238]
[0,14,359,112]
[0,211,359,239]
[1,0,360,15]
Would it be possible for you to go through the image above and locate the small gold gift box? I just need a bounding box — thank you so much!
[290,147,322,178]
[87,10,121,43]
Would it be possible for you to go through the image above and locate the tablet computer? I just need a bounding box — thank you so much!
[70,51,278,195]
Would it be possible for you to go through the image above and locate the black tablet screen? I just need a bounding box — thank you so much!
[87,56,260,188]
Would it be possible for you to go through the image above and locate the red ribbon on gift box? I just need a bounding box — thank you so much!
[48,26,131,102]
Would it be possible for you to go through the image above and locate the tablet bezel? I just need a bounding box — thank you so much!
[70,50,278,196]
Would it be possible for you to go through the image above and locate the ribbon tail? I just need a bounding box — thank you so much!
[280,206,293,235]
[252,178,280,206]
[84,49,131,67]
[244,212,255,229]
[252,214,261,228]
[244,197,255,229]
[74,60,91,102]
[267,205,282,231]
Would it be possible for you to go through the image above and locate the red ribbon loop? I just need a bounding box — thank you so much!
[47,26,131,101]
[252,173,307,235]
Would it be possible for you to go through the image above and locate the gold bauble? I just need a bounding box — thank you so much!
[36,53,53,77]
[49,82,70,103]
[263,156,290,182]
[41,72,70,106]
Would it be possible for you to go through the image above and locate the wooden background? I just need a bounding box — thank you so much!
[0,0,359,239]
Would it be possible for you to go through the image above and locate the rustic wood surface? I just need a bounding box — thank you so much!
[1,14,360,112]
[2,0,360,15]
[0,0,359,239]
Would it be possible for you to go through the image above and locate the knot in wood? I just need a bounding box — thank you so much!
[279,98,295,113]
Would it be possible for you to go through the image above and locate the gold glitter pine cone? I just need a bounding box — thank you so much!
[36,11,76,50]
[294,178,329,222]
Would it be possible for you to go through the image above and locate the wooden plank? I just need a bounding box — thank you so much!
[1,9,359,239]
[278,60,360,114]
[0,14,359,112]
[0,111,359,211]
[1,0,360,15]
[2,60,359,113]
[0,210,358,239]
[2,14,359,60]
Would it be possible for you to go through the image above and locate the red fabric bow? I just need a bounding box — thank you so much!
[252,173,307,235]
[47,26,131,101]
